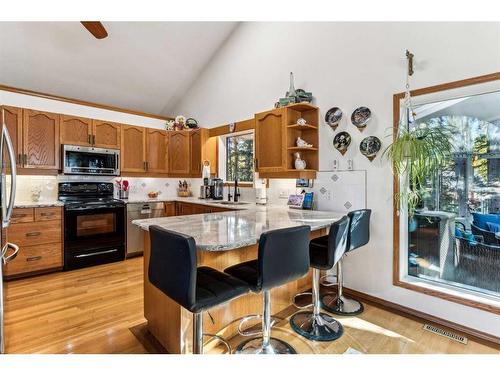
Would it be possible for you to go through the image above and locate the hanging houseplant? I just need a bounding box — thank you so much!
[384,53,453,228]
[383,123,454,225]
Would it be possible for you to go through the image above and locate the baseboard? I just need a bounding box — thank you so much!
[343,287,500,349]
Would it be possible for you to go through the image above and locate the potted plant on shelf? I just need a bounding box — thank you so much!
[383,123,454,231]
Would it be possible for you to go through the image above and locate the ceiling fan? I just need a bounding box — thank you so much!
[80,21,108,39]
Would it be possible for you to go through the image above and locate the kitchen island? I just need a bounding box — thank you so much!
[133,205,343,353]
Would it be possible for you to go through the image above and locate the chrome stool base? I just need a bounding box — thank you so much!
[235,337,296,354]
[289,311,343,341]
[321,294,364,316]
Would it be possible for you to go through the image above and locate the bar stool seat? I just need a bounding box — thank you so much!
[195,266,250,311]
[225,225,311,354]
[224,260,260,291]
[148,226,249,354]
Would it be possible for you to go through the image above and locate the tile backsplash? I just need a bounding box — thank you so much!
[13,174,298,205]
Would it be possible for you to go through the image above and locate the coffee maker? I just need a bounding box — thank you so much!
[210,178,224,200]
[199,178,212,199]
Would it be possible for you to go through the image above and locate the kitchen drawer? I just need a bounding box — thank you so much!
[11,208,34,224]
[4,242,63,277]
[35,207,62,221]
[8,220,62,246]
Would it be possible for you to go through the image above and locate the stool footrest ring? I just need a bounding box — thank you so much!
[204,333,232,354]
[238,314,281,337]
[292,292,313,309]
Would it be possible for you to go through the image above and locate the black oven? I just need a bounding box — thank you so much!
[59,182,126,270]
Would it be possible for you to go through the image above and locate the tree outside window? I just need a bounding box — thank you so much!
[225,133,254,182]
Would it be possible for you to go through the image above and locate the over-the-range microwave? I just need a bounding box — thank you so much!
[63,145,120,176]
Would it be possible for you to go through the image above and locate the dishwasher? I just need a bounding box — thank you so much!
[126,202,166,257]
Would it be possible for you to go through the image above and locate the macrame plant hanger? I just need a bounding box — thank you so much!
[402,49,416,126]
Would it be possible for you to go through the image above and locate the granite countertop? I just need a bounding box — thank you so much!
[133,206,343,251]
[14,200,64,208]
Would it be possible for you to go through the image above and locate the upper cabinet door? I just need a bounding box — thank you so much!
[121,125,146,172]
[1,106,23,167]
[189,130,202,176]
[168,131,190,175]
[93,120,121,149]
[255,108,285,173]
[23,109,60,170]
[146,128,169,174]
[60,115,92,146]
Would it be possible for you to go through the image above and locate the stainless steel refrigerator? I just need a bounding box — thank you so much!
[0,107,19,354]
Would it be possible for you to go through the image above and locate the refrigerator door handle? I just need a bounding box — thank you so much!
[2,242,19,265]
[2,125,17,228]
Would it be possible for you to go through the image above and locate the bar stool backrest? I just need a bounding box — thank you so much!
[328,216,350,267]
[148,225,197,311]
[347,209,371,252]
[258,225,311,291]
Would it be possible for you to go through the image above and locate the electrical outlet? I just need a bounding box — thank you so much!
[279,190,288,199]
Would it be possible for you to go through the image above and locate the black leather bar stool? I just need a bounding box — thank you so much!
[225,225,311,354]
[322,209,371,315]
[289,216,350,341]
[148,226,250,354]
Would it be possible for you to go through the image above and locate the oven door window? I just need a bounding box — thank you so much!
[65,207,125,250]
[76,213,116,237]
[65,151,116,170]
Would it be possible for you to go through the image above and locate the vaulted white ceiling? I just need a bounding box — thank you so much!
[0,22,238,116]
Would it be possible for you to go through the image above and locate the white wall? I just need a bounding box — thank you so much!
[172,22,500,336]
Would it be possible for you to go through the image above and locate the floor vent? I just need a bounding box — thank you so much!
[423,324,468,345]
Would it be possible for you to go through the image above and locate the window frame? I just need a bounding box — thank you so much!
[218,130,255,186]
[392,72,500,315]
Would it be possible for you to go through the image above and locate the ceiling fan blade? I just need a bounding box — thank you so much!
[81,21,108,39]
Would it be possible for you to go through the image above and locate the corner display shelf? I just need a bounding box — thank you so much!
[285,103,319,177]
[255,102,319,179]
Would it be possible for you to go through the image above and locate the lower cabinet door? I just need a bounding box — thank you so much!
[4,243,63,277]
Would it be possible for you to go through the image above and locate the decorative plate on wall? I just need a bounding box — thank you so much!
[351,106,371,131]
[333,131,351,155]
[325,107,343,130]
[359,136,381,161]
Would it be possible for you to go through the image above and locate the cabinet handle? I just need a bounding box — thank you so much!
[18,154,22,165]
[12,213,27,218]
[88,134,91,144]
[26,256,42,262]
[26,231,41,237]
[92,135,96,145]
[254,158,259,170]
[23,154,28,165]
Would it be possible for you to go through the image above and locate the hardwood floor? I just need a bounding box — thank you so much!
[3,257,499,354]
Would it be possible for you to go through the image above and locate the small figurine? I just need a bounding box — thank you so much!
[296,137,313,148]
[296,117,307,126]
[294,152,307,170]
[175,115,186,129]
[165,120,175,131]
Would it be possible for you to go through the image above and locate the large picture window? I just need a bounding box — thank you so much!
[397,84,500,307]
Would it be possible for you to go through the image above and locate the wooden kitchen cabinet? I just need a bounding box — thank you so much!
[255,103,318,179]
[1,106,23,167]
[146,128,169,174]
[60,115,93,146]
[169,131,190,175]
[164,202,176,216]
[23,109,60,170]
[5,207,63,279]
[121,125,147,172]
[93,120,121,149]
[189,128,216,177]
[255,108,286,174]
